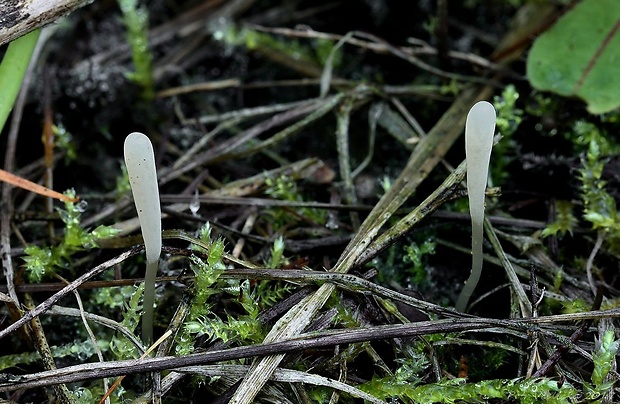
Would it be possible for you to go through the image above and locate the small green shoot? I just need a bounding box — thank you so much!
[264,174,325,227]
[22,190,119,282]
[176,226,226,355]
[403,239,436,286]
[585,329,619,402]
[359,346,429,400]
[577,125,620,254]
[109,284,145,360]
[267,236,285,268]
[52,124,77,162]
[117,0,154,100]
[492,84,522,185]
[542,200,578,238]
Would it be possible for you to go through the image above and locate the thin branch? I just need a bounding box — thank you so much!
[0,318,537,392]
[0,0,92,46]
[0,248,141,341]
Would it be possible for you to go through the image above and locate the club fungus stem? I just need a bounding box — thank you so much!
[455,101,496,312]
[124,132,161,343]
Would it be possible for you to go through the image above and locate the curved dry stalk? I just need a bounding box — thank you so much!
[1,311,615,393]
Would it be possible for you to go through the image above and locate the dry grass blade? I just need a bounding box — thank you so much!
[484,219,533,316]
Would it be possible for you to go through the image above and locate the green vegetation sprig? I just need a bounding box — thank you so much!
[23,190,119,282]
[117,0,154,99]
[124,132,161,343]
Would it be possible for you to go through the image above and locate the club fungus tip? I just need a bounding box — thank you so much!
[456,101,496,312]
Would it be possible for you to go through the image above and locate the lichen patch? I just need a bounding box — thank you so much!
[0,0,30,30]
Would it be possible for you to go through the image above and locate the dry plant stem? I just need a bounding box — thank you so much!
[155,78,241,98]
[172,117,244,170]
[42,68,56,240]
[495,229,591,293]
[252,41,324,78]
[436,337,526,356]
[249,25,501,73]
[435,0,450,69]
[23,294,76,403]
[229,85,493,403]
[351,101,378,178]
[150,296,192,401]
[0,247,140,341]
[68,287,110,404]
[483,219,532,317]
[160,97,330,183]
[216,94,345,162]
[0,313,607,393]
[0,0,92,46]
[206,158,327,197]
[532,288,603,378]
[187,99,312,126]
[232,210,257,258]
[353,31,493,86]
[47,306,144,352]
[355,159,467,267]
[177,365,385,404]
[585,230,604,295]
[335,96,360,229]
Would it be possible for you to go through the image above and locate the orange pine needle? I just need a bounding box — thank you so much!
[0,168,78,202]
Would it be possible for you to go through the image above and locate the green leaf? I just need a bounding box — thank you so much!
[0,29,41,134]
[526,0,620,114]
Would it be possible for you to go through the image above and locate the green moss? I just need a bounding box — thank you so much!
[577,124,620,254]
[264,174,326,227]
[109,283,144,360]
[491,84,522,185]
[117,0,154,100]
[403,239,436,286]
[22,190,119,282]
[542,200,578,238]
[362,376,578,403]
